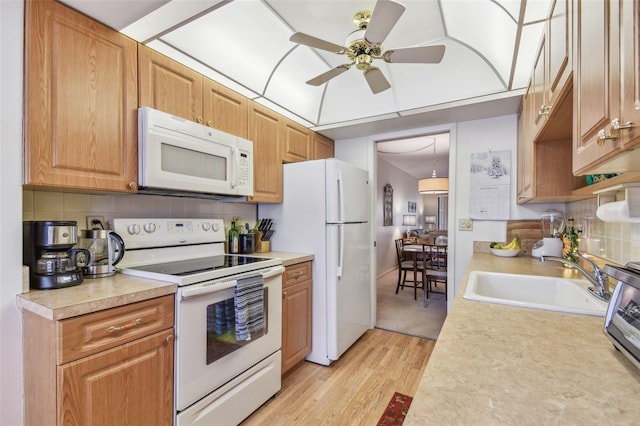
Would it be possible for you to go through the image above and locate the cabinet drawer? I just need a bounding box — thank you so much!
[283,262,312,288]
[57,295,174,364]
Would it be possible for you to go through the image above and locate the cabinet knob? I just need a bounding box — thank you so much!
[128,181,138,191]
[195,116,203,124]
[207,121,214,127]
[538,105,551,117]
[165,335,174,344]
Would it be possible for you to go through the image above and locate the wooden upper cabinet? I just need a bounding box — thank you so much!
[248,101,283,203]
[617,0,640,150]
[573,0,622,173]
[312,133,335,160]
[530,37,547,138]
[282,119,311,163]
[547,0,572,110]
[202,78,248,138]
[138,44,203,123]
[517,98,534,203]
[24,0,138,193]
[529,0,573,143]
[139,46,248,138]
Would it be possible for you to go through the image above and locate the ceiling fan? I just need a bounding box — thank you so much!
[289,0,446,94]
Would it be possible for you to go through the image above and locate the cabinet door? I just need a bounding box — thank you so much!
[282,118,311,163]
[202,78,248,138]
[547,0,572,109]
[517,99,534,203]
[573,0,622,174]
[282,262,312,375]
[24,0,138,193]
[312,133,335,160]
[531,35,548,137]
[138,44,203,123]
[59,329,174,426]
[618,0,640,149]
[247,101,283,203]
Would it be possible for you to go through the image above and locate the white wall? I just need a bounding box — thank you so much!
[1,1,25,424]
[376,157,419,276]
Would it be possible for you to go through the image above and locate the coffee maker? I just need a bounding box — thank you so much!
[23,221,91,289]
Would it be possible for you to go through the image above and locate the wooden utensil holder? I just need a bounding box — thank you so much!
[254,231,270,253]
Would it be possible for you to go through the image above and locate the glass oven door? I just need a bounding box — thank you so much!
[175,266,283,412]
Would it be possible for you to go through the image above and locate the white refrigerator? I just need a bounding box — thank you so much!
[259,158,371,365]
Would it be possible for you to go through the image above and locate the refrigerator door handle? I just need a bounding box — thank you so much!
[337,169,344,223]
[337,223,344,278]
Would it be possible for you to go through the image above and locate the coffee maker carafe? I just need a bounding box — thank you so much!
[23,221,91,289]
[76,229,125,278]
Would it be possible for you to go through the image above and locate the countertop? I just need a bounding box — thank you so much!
[17,251,313,321]
[406,253,640,425]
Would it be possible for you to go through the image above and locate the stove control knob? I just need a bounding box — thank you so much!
[212,223,220,232]
[143,223,157,234]
[127,224,141,235]
[201,222,211,231]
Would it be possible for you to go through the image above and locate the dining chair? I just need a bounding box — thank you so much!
[394,239,426,300]
[423,244,447,307]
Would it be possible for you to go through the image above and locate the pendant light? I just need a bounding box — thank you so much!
[419,141,448,194]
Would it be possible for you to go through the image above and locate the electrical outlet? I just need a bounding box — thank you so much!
[86,215,105,230]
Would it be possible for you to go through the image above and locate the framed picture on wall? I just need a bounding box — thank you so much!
[384,184,393,226]
[408,201,416,213]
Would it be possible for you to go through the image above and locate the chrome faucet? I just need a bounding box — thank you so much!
[539,252,611,301]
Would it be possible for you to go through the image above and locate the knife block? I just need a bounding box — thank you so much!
[254,231,270,253]
[256,240,270,253]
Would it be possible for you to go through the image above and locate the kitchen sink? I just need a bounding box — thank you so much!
[463,271,610,316]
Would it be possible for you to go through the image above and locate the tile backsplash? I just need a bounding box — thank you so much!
[568,198,640,265]
[23,190,258,232]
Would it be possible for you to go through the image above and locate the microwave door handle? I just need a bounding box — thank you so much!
[230,146,239,189]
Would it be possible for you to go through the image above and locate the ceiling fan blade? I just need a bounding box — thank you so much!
[306,65,351,86]
[383,45,446,64]
[290,32,345,54]
[364,0,406,45]
[364,67,391,94]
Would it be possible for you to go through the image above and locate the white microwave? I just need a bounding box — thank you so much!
[138,107,253,198]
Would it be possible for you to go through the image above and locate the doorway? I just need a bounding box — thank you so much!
[374,133,450,339]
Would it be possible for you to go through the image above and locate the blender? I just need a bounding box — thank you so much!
[531,210,566,257]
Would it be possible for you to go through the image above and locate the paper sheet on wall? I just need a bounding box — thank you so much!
[469,150,511,220]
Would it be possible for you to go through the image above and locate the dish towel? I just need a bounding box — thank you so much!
[234,274,265,341]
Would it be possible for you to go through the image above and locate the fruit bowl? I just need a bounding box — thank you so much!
[490,248,521,257]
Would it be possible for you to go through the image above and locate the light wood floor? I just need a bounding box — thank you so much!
[242,328,435,425]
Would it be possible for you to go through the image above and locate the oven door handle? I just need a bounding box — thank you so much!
[179,266,284,300]
[180,280,238,299]
[261,265,285,279]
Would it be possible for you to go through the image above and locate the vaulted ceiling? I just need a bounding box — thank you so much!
[60,0,551,140]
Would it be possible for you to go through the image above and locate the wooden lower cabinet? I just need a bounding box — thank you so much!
[281,262,312,375]
[23,295,175,426]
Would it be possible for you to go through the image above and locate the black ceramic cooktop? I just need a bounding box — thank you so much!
[130,255,271,276]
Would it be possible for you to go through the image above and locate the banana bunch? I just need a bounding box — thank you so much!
[490,236,521,250]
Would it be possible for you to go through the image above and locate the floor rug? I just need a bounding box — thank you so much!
[376,269,447,340]
[376,392,413,425]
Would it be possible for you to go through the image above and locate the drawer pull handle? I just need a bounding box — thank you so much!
[107,318,142,333]
[612,118,635,132]
[292,272,302,280]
